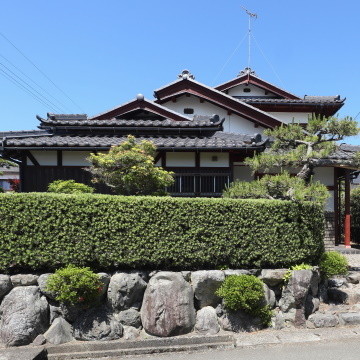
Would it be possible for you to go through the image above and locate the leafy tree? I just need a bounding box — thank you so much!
[87,135,174,195]
[48,179,94,194]
[223,172,329,205]
[245,115,359,183]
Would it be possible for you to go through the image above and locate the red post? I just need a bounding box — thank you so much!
[344,170,351,248]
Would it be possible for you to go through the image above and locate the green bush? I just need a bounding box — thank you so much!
[0,187,4,193]
[215,275,272,325]
[0,193,325,272]
[350,187,360,244]
[48,180,94,194]
[319,251,348,278]
[45,265,102,306]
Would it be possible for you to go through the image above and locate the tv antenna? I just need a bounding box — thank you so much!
[241,6,258,68]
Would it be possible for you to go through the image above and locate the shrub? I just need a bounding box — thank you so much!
[0,193,325,272]
[45,265,102,307]
[87,135,174,195]
[350,187,360,244]
[283,263,313,283]
[7,178,20,192]
[319,251,348,278]
[215,275,272,326]
[48,180,94,194]
[223,172,329,206]
[0,187,4,193]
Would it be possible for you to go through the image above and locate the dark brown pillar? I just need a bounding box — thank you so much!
[344,169,351,248]
[334,168,339,245]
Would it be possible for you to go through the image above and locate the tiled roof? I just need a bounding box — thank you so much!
[39,118,223,128]
[4,132,265,150]
[238,97,344,104]
[0,130,48,137]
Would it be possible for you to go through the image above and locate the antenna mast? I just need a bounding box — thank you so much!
[241,6,257,69]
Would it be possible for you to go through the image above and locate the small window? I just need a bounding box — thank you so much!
[243,88,251,93]
[184,108,194,114]
[211,156,218,162]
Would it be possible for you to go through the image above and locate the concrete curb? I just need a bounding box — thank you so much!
[2,326,360,360]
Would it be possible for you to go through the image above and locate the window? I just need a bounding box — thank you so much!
[184,108,194,114]
[243,88,251,93]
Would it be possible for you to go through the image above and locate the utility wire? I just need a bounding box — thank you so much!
[0,54,73,113]
[211,32,248,86]
[0,62,65,113]
[0,31,85,113]
[251,33,288,91]
[0,68,59,112]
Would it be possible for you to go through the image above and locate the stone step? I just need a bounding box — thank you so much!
[46,335,235,357]
[47,339,235,360]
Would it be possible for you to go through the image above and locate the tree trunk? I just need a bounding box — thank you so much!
[296,162,314,184]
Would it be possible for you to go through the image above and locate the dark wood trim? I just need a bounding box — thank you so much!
[344,170,351,247]
[92,98,190,122]
[334,167,339,245]
[161,152,166,168]
[25,150,40,166]
[214,74,302,100]
[57,150,63,167]
[154,152,162,164]
[154,80,283,128]
[195,151,200,168]
[19,153,26,192]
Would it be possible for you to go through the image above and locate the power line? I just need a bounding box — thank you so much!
[0,62,65,113]
[211,32,248,86]
[0,68,59,112]
[0,54,73,113]
[0,31,85,113]
[251,33,288,91]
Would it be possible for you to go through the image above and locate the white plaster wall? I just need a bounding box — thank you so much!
[200,152,229,167]
[233,166,254,182]
[163,95,265,135]
[63,151,92,166]
[166,152,195,167]
[227,84,276,97]
[28,151,57,166]
[268,112,310,124]
[313,167,334,186]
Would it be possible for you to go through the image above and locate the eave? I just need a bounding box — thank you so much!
[90,97,192,122]
[215,73,301,100]
[154,79,284,129]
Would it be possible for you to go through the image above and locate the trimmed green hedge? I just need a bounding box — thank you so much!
[0,194,325,272]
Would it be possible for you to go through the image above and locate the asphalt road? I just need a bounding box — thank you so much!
[118,337,360,360]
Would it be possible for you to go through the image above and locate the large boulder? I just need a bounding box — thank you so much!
[0,286,49,346]
[195,306,220,335]
[10,274,38,287]
[97,272,111,301]
[141,272,196,337]
[219,308,263,332]
[307,313,339,328]
[117,309,142,328]
[73,306,123,341]
[279,269,314,327]
[44,317,74,344]
[37,273,56,300]
[260,269,287,287]
[191,270,225,308]
[107,272,147,311]
[0,275,12,302]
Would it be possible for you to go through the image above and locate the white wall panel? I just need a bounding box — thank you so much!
[233,166,254,182]
[166,152,195,167]
[200,152,229,167]
[63,151,91,166]
[313,167,334,186]
[28,151,57,166]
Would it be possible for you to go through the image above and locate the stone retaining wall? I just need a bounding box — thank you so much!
[0,268,359,347]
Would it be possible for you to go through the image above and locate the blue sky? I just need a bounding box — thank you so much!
[1,0,360,144]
